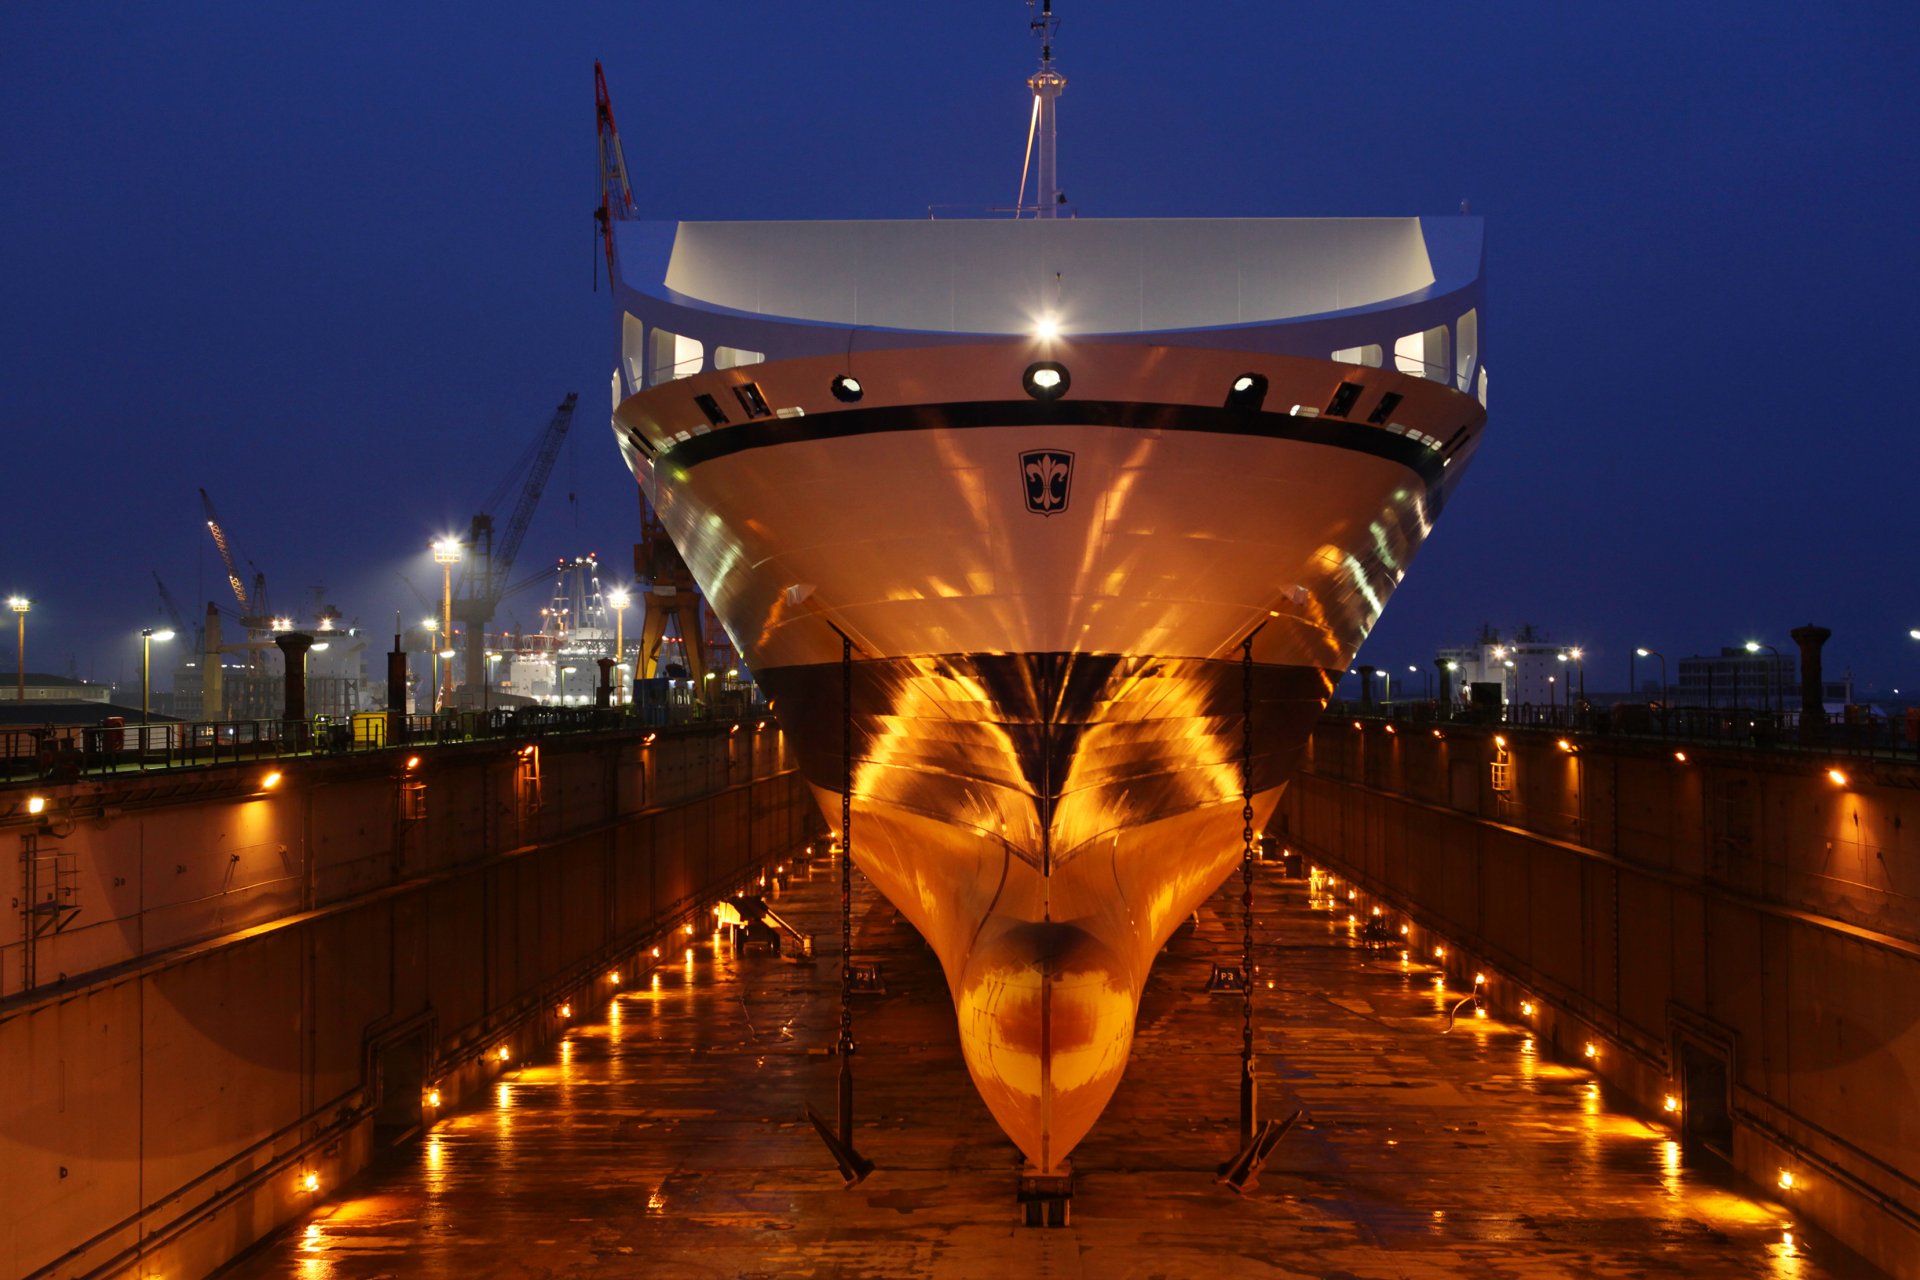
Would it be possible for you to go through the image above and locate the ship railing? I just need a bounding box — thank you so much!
[1326,699,1919,763]
[0,698,774,782]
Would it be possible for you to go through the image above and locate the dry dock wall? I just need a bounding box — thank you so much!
[1,723,810,1279]
[1279,719,1920,1279]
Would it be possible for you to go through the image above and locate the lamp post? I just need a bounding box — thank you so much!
[1378,669,1392,705]
[431,539,462,712]
[1408,664,1432,700]
[608,590,630,668]
[419,618,439,713]
[485,651,501,712]
[140,627,175,724]
[1744,641,1781,716]
[7,596,28,703]
[1636,648,1668,729]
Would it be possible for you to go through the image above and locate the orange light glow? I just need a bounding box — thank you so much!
[405,755,421,769]
[559,1003,572,1018]
[1494,735,1506,748]
[1778,1169,1796,1190]
[1827,769,1848,786]
[1556,738,1574,753]
[1433,946,1446,958]
[26,795,47,816]
[1520,1000,1536,1016]
[301,1171,319,1192]
[261,771,282,790]
[1663,1094,1679,1113]
[1583,1042,1598,1059]
[611,969,624,983]
[1674,751,1688,763]
[496,1046,511,1062]
[426,1087,442,1107]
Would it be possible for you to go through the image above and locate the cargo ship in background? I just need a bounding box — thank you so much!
[595,13,1488,1177]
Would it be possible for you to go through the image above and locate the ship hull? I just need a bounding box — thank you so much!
[615,338,1485,1168]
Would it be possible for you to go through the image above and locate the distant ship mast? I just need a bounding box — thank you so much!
[1020,1,1066,217]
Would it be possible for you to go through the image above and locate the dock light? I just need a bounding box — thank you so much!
[1384,724,1396,735]
[1494,735,1506,748]
[651,946,661,957]
[1433,946,1445,958]
[1432,729,1445,739]
[611,968,624,982]
[1827,769,1849,787]
[1474,973,1486,986]
[301,1171,320,1193]
[27,796,46,816]
[1663,1094,1680,1113]
[829,374,863,403]
[1674,751,1688,763]
[1520,1000,1536,1016]
[1372,906,1382,916]
[1352,720,1363,730]
[1557,738,1575,753]
[496,1046,511,1062]
[1583,1041,1598,1059]
[644,732,657,745]
[1399,923,1409,935]
[426,1087,442,1108]
[684,948,693,961]
[260,771,283,790]
[1224,372,1268,411]
[1778,1169,1796,1190]
[1474,1007,1488,1018]
[559,1003,572,1018]
[1347,914,1357,924]
[405,755,421,770]
[1021,360,1070,401]
[683,923,694,935]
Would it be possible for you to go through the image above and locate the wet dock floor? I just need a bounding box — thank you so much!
[227,852,1877,1278]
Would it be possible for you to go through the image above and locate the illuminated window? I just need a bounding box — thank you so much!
[714,346,764,369]
[1332,344,1383,368]
[1394,325,1450,383]
[622,313,646,392]
[1455,308,1478,388]
[649,328,703,384]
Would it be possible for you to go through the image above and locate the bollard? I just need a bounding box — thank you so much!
[1789,625,1830,747]
[274,632,315,751]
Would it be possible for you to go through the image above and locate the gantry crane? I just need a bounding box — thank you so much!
[451,393,578,696]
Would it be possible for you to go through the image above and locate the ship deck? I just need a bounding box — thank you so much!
[223,853,1873,1278]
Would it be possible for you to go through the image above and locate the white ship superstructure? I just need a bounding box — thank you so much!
[597,50,1488,1175]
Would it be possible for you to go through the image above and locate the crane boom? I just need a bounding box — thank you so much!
[199,488,250,612]
[595,61,635,279]
[495,394,577,597]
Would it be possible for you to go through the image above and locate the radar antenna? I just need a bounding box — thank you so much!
[1019,1,1066,218]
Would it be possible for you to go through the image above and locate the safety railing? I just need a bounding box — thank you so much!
[1328,699,1920,763]
[0,698,772,783]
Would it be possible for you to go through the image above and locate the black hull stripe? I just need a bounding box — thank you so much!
[662,398,1450,484]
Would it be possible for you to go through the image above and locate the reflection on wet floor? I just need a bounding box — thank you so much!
[229,850,1878,1278]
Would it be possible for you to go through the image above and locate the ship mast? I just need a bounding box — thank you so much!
[1027,1,1066,217]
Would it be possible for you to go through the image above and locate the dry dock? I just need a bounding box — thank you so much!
[223,846,1873,1278]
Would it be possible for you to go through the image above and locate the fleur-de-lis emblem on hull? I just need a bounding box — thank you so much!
[1020,449,1074,515]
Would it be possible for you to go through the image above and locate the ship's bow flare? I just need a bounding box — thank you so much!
[956,920,1136,1172]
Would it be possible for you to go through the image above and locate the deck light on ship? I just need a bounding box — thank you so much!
[1398,924,1409,935]
[830,374,864,403]
[652,945,661,957]
[405,755,420,770]
[612,968,625,982]
[1557,738,1575,753]
[1493,735,1506,749]
[1224,372,1268,411]
[684,923,694,935]
[1021,360,1070,401]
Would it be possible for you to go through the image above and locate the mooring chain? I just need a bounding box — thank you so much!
[840,634,854,1060]
[1240,635,1256,1079]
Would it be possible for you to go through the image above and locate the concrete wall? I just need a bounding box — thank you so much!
[1278,720,1920,1278]
[0,722,811,1279]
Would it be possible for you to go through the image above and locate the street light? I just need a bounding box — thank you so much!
[1744,641,1781,716]
[1407,664,1432,699]
[431,539,463,712]
[7,596,28,703]
[140,627,175,725]
[608,590,630,665]
[485,651,502,712]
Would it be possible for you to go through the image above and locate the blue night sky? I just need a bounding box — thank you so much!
[3,2,1917,697]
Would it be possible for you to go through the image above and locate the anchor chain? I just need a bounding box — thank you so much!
[1240,634,1257,1137]
[840,635,854,1064]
